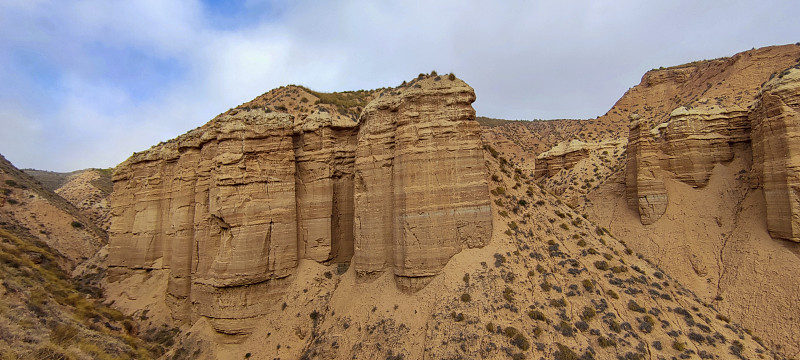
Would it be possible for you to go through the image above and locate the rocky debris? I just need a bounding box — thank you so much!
[107,75,492,332]
[751,67,800,242]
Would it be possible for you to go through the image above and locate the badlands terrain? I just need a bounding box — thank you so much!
[1,44,799,359]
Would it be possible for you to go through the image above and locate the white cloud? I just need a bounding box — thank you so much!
[0,0,799,171]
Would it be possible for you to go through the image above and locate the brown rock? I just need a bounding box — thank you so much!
[625,115,668,224]
[108,77,492,331]
[353,77,492,285]
[751,67,800,242]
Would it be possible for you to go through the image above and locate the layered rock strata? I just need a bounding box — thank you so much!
[626,64,800,243]
[353,78,491,288]
[751,68,800,242]
[625,115,669,224]
[533,139,621,179]
[108,76,492,331]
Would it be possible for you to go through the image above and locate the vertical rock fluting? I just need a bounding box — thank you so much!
[354,77,492,289]
[109,77,492,332]
[751,68,800,242]
[619,46,800,225]
[625,115,668,224]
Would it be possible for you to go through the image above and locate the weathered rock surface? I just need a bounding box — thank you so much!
[533,139,621,179]
[751,67,800,242]
[108,75,491,331]
[622,46,800,226]
[625,115,669,224]
[354,77,491,287]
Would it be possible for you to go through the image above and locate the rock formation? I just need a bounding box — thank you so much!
[533,139,622,179]
[621,46,800,231]
[108,75,492,332]
[751,67,800,242]
[625,114,669,224]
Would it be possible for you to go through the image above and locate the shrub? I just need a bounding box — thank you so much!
[486,322,495,332]
[540,280,552,292]
[528,310,546,321]
[511,333,530,351]
[503,287,514,302]
[672,340,686,351]
[609,319,622,333]
[452,312,464,322]
[598,336,616,348]
[70,221,83,228]
[593,261,609,271]
[581,306,596,321]
[460,293,471,302]
[628,300,646,313]
[555,343,578,360]
[581,279,594,291]
[448,73,456,81]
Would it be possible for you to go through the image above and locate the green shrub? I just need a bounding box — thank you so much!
[503,287,514,302]
[581,306,596,321]
[593,261,609,271]
[672,340,686,351]
[628,300,646,313]
[581,279,594,291]
[555,343,578,360]
[598,336,616,348]
[528,310,546,321]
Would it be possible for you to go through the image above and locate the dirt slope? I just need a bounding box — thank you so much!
[105,148,777,359]
[0,155,106,267]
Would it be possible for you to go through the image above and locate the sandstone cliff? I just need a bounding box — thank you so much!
[107,74,492,332]
[621,45,800,226]
[751,66,800,242]
[579,44,800,355]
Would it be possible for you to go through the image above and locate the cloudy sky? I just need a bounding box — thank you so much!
[1,0,798,172]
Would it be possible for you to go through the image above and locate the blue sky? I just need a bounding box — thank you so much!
[1,0,798,171]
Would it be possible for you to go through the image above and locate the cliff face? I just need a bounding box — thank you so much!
[354,79,490,287]
[751,67,800,242]
[623,45,800,232]
[108,75,492,332]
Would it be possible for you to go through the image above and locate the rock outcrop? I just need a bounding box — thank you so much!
[625,114,669,224]
[622,45,800,228]
[353,78,490,288]
[108,75,492,332]
[533,139,621,179]
[751,67,800,242]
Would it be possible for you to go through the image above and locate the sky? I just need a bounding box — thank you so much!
[1,0,798,172]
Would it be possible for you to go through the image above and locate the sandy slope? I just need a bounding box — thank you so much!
[105,149,778,359]
[581,148,800,357]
